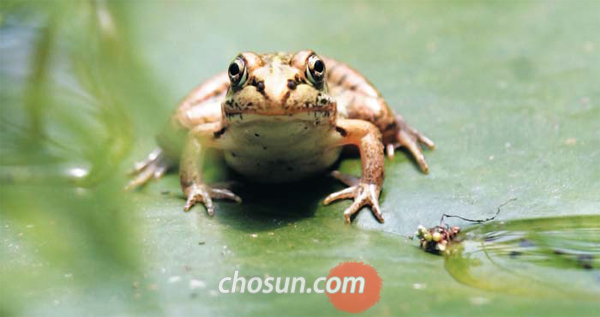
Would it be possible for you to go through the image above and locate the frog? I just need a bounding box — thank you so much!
[127,50,434,224]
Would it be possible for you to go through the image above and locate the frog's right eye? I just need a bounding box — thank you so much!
[228,57,248,87]
[306,54,325,85]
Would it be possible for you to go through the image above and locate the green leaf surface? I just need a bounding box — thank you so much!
[1,0,599,316]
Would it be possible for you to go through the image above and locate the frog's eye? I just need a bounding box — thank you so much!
[306,54,325,85]
[228,57,247,87]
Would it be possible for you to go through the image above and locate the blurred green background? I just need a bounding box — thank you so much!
[0,0,598,316]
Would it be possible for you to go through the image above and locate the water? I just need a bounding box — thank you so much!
[444,215,600,300]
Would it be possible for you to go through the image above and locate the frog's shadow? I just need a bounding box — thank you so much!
[211,166,342,232]
[199,147,415,231]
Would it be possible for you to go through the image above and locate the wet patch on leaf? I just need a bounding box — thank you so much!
[443,215,600,300]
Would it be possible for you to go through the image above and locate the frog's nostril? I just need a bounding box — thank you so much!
[287,80,297,90]
[255,81,265,92]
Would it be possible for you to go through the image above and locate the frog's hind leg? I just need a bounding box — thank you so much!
[331,82,434,173]
[125,148,171,190]
[387,114,435,173]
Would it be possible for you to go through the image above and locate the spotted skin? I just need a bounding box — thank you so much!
[128,50,434,224]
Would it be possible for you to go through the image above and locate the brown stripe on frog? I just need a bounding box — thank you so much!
[326,63,340,76]
[336,74,348,86]
[335,126,348,137]
[213,127,227,138]
[324,57,380,98]
[178,72,230,113]
[282,90,291,107]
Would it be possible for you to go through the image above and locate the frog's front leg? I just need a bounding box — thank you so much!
[324,119,385,224]
[181,123,241,215]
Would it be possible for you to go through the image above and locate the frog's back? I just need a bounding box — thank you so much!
[323,57,398,143]
[172,72,230,130]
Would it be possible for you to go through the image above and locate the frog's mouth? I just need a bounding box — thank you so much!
[224,101,336,122]
[225,109,333,123]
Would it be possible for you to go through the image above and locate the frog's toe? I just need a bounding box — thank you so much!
[388,115,435,172]
[129,148,162,175]
[125,161,168,190]
[324,183,384,224]
[183,184,242,215]
[184,184,214,215]
[329,170,360,187]
[391,128,434,174]
[125,148,171,190]
[398,129,429,173]
[386,143,396,158]
[324,186,356,205]
[417,132,435,149]
[208,188,242,204]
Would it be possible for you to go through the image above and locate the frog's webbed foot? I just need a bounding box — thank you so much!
[125,148,171,190]
[183,183,242,215]
[386,115,435,173]
[324,171,384,224]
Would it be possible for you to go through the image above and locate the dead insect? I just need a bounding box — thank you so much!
[414,225,461,255]
[415,198,516,255]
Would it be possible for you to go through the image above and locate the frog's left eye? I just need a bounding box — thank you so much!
[228,57,247,87]
[306,54,326,85]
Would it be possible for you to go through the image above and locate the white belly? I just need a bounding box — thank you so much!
[220,116,342,183]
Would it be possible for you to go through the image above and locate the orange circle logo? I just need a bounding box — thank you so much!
[326,261,383,313]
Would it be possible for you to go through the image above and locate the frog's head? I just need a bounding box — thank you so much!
[222,50,335,123]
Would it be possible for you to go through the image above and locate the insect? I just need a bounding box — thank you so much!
[415,199,516,254]
[127,51,434,223]
[415,225,461,254]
